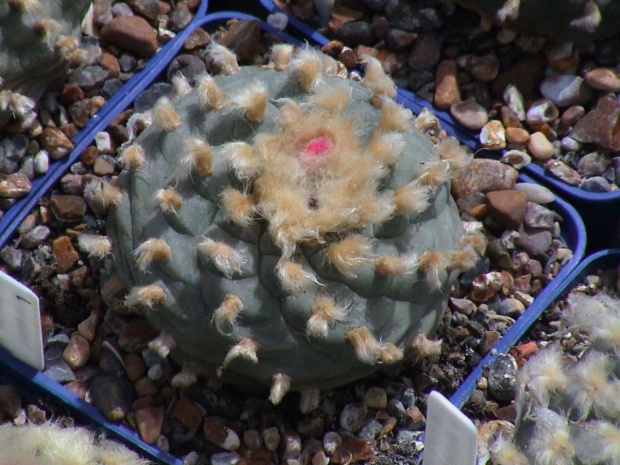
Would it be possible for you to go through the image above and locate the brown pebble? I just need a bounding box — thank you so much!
[184,28,210,51]
[77,312,99,342]
[0,173,31,198]
[500,106,523,129]
[52,235,80,273]
[450,98,488,130]
[100,15,158,58]
[486,190,527,230]
[403,406,425,431]
[338,48,358,68]
[61,84,85,106]
[80,146,99,166]
[40,127,74,160]
[93,157,115,175]
[408,31,441,70]
[560,105,585,126]
[569,94,620,150]
[583,67,620,92]
[170,398,203,429]
[118,319,159,353]
[327,5,364,32]
[505,127,529,145]
[527,132,555,160]
[135,406,164,444]
[49,195,87,222]
[63,332,91,369]
[134,377,159,397]
[434,60,461,110]
[124,353,146,382]
[218,19,260,61]
[331,438,374,464]
[99,53,120,78]
[452,159,519,199]
[491,55,546,98]
[479,330,500,355]
[204,417,240,451]
[480,120,506,150]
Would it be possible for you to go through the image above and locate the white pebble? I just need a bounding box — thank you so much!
[33,150,49,174]
[95,131,113,154]
[526,132,555,160]
[267,12,288,30]
[561,136,582,151]
[514,183,555,204]
[147,363,164,381]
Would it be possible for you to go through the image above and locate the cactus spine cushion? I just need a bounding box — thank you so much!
[106,46,480,398]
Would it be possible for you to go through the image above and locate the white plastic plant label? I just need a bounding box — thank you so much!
[423,390,477,465]
[0,270,44,370]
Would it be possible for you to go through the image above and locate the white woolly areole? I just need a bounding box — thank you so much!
[198,237,247,278]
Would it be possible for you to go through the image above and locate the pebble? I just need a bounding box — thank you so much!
[486,354,518,401]
[40,127,73,160]
[135,406,165,444]
[524,203,558,229]
[539,74,592,107]
[357,418,382,440]
[90,375,134,421]
[103,78,124,97]
[332,21,377,48]
[266,12,288,31]
[434,60,460,110]
[0,173,31,198]
[526,132,555,161]
[560,136,581,152]
[544,160,582,186]
[504,127,529,145]
[33,150,49,174]
[68,65,108,89]
[169,1,193,31]
[449,98,488,130]
[52,236,79,273]
[49,195,87,222]
[569,94,620,151]
[21,225,51,248]
[525,99,559,125]
[516,229,553,256]
[408,31,440,70]
[124,353,146,381]
[580,176,611,192]
[100,15,159,58]
[134,82,173,112]
[583,67,620,92]
[452,159,518,199]
[384,0,419,31]
[339,403,367,432]
[0,246,23,271]
[485,190,527,230]
[500,151,530,171]
[514,183,555,204]
[203,417,240,451]
[385,28,417,50]
[577,152,612,177]
[118,319,159,353]
[479,120,506,150]
[363,387,388,410]
[467,52,499,82]
[263,426,281,452]
[502,84,525,121]
[167,54,207,85]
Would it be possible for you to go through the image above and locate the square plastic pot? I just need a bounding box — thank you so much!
[0,10,588,464]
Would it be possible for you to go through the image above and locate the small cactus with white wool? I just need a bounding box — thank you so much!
[485,292,620,465]
[102,41,485,405]
[0,0,91,129]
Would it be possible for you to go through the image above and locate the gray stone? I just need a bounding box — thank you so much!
[134,82,173,112]
[540,74,593,107]
[339,403,367,432]
[487,353,518,401]
[68,66,109,88]
[90,375,134,421]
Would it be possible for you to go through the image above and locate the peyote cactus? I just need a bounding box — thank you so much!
[451,0,620,42]
[0,0,91,127]
[103,43,485,403]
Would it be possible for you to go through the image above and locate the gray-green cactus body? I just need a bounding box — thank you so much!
[106,49,474,393]
[453,0,620,41]
[0,0,90,98]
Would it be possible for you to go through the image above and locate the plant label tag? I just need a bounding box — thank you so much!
[423,391,477,465]
[0,270,44,371]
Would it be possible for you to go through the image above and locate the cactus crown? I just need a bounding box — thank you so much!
[105,41,483,400]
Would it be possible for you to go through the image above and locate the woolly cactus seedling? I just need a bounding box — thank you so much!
[104,41,484,403]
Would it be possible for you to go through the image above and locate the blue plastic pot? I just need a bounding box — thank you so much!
[0,9,587,464]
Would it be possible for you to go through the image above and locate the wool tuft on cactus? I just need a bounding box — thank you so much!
[103,43,484,402]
